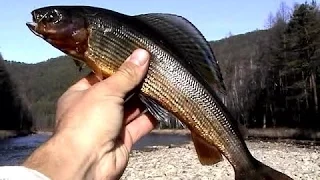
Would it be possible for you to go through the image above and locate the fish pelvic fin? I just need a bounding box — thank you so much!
[191,133,223,165]
[235,160,293,180]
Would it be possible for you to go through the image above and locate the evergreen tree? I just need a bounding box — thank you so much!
[284,0,320,127]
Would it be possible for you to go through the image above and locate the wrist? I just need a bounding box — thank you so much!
[23,130,98,179]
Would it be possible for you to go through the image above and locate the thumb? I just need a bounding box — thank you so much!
[98,49,150,98]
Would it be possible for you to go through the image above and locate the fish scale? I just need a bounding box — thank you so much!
[27,5,293,179]
[89,21,252,168]
[91,15,267,173]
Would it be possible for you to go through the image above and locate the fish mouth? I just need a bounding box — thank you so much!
[26,10,45,39]
[26,8,90,60]
[26,22,44,39]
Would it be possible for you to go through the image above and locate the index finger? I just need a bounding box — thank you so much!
[122,112,157,151]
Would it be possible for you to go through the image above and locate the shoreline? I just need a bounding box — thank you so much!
[1,130,319,179]
[4,128,319,144]
[0,130,17,139]
[0,130,33,139]
[145,128,320,141]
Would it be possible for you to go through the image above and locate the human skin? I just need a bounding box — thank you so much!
[23,49,156,180]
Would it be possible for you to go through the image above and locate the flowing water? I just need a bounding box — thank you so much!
[0,133,191,166]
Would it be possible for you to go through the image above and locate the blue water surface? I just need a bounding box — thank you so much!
[0,133,191,166]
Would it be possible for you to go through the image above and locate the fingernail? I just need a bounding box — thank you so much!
[129,49,149,66]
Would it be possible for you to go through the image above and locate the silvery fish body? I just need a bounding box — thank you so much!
[26,6,292,180]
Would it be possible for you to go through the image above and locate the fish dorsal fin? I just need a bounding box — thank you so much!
[191,133,223,165]
[134,13,226,94]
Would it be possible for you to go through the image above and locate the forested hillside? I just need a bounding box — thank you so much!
[212,1,320,130]
[4,57,90,130]
[0,55,33,135]
[2,1,320,131]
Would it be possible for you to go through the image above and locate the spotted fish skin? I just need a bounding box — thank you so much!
[26,6,293,180]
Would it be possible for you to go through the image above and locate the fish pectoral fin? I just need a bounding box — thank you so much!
[139,95,185,128]
[191,133,223,165]
[84,59,104,81]
[73,59,86,72]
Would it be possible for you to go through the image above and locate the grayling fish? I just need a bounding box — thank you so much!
[26,5,293,180]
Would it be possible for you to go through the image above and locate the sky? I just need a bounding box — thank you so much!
[0,0,308,64]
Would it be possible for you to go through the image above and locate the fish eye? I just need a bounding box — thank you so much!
[44,10,62,24]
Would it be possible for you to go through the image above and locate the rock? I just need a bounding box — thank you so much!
[120,141,320,180]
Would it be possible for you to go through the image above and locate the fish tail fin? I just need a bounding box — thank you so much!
[235,160,293,180]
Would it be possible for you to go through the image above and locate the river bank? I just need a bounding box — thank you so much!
[121,140,320,180]
[35,128,320,140]
[150,128,320,140]
[0,130,319,179]
[0,130,33,139]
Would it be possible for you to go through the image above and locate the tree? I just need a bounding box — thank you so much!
[0,54,33,133]
[260,1,292,127]
[284,1,320,125]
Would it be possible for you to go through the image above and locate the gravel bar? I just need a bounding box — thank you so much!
[121,140,320,180]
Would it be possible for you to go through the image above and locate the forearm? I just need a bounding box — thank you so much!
[23,131,97,180]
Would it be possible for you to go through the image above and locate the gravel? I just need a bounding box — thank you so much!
[121,140,320,180]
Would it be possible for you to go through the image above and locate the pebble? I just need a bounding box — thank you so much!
[121,141,320,180]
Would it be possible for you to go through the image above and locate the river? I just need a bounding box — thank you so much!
[0,133,191,166]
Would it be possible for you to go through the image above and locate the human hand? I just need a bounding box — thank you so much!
[23,49,156,180]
